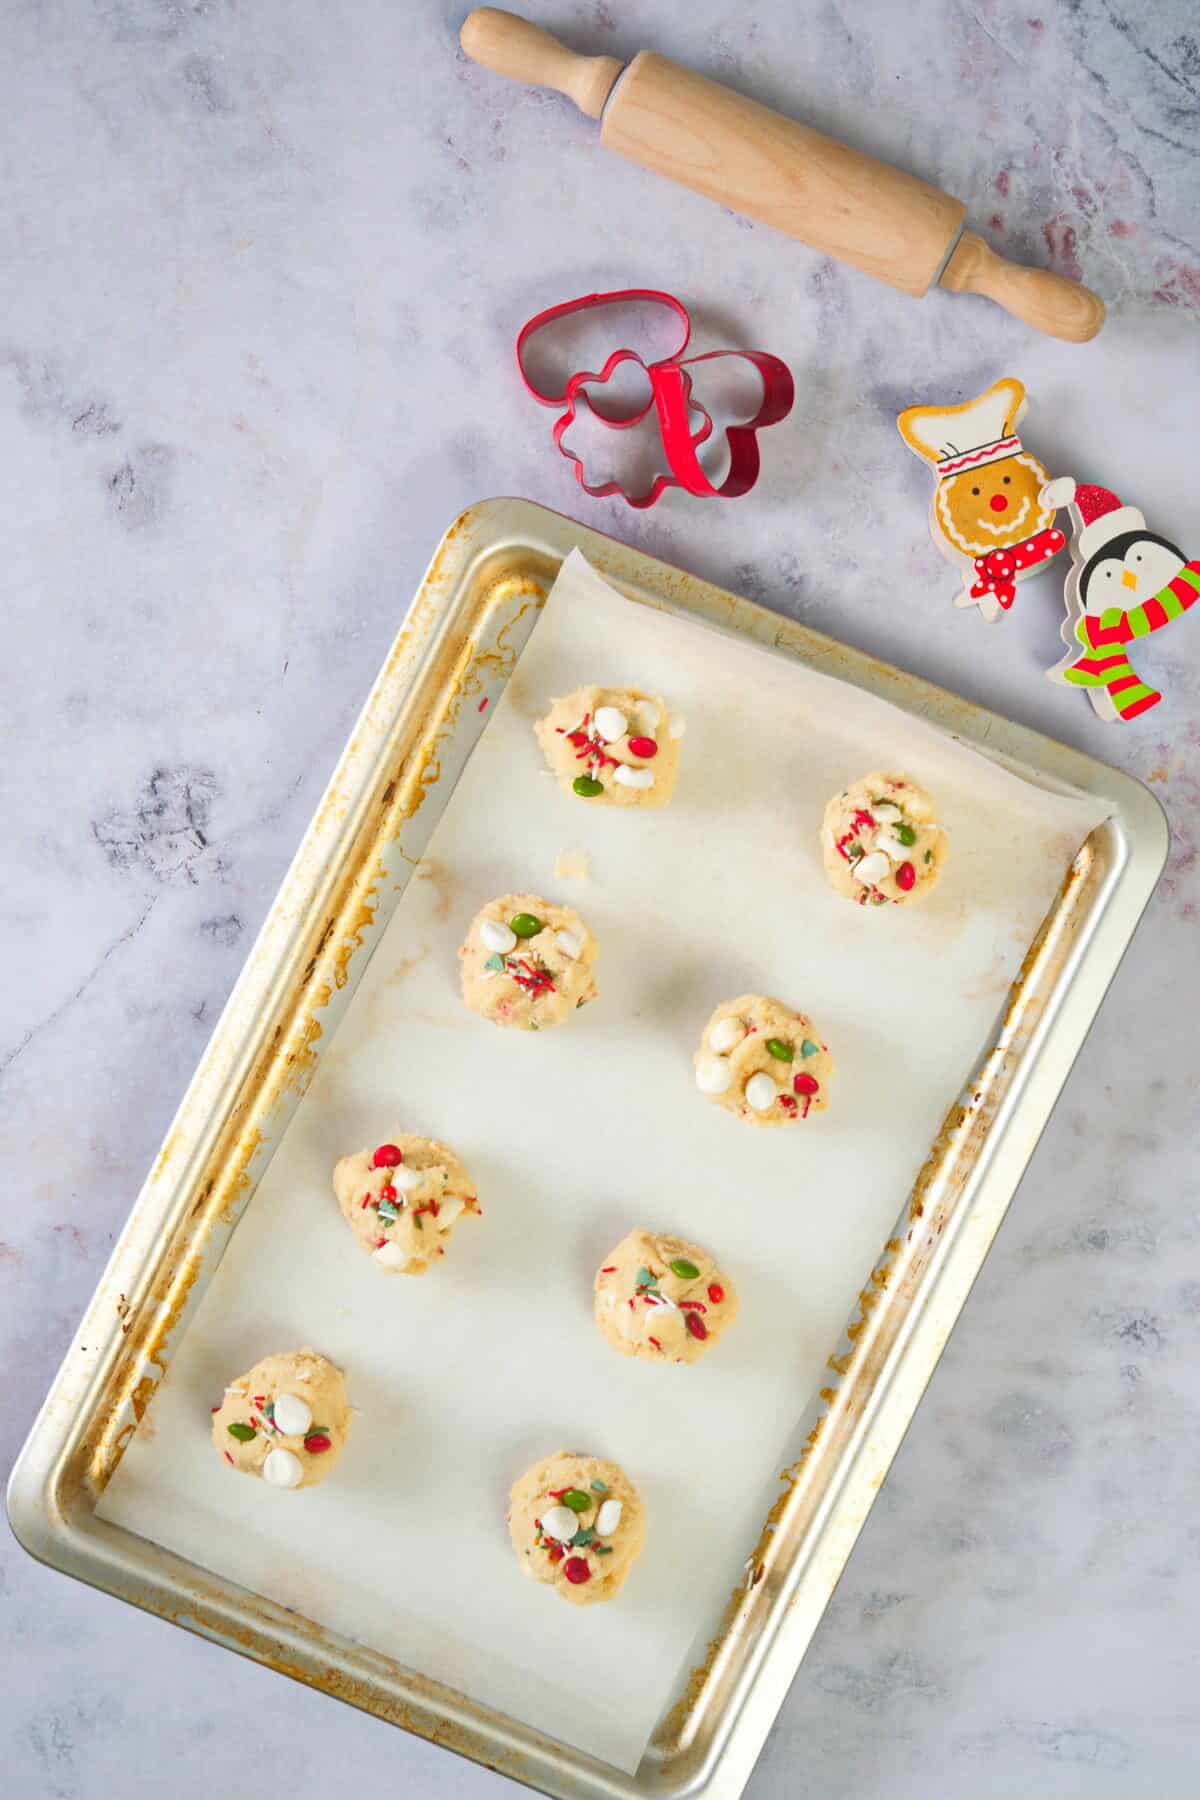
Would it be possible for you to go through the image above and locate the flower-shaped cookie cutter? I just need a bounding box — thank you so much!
[516,289,794,508]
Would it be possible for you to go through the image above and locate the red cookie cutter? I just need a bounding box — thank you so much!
[516,288,794,508]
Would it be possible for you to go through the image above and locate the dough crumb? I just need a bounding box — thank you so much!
[553,847,592,882]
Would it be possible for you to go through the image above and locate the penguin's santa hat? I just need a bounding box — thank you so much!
[1040,477,1145,560]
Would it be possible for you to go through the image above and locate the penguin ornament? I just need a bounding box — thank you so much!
[1042,477,1200,723]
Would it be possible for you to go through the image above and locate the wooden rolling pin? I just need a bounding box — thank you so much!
[460,8,1104,343]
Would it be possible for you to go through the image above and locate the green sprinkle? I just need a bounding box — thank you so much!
[800,1039,819,1058]
[595,1544,614,1555]
[847,841,864,861]
[765,1038,793,1063]
[413,1213,424,1230]
[871,892,888,905]
[484,953,505,973]
[509,912,543,938]
[634,1266,659,1291]
[573,775,604,797]
[562,1489,592,1513]
[895,823,917,846]
[924,849,933,864]
[227,1421,256,1442]
[377,1196,401,1226]
[589,1480,608,1494]
[571,1526,596,1547]
[669,1257,700,1281]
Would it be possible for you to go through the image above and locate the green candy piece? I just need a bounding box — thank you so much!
[573,775,604,797]
[800,1039,820,1059]
[589,1480,608,1493]
[227,1421,256,1442]
[895,823,917,846]
[669,1257,700,1281]
[509,912,543,938]
[765,1038,793,1062]
[562,1489,592,1513]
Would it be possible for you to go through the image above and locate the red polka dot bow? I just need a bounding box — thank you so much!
[970,526,1066,608]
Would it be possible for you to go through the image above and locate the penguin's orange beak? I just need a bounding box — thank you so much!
[1121,569,1138,590]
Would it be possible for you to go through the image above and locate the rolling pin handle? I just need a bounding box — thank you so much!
[940,230,1106,343]
[460,8,624,120]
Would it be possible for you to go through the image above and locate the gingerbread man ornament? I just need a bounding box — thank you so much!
[897,377,1066,622]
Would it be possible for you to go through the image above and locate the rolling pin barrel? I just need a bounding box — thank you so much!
[460,8,1104,341]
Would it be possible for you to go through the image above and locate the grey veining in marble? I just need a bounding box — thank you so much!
[3,2,1199,1796]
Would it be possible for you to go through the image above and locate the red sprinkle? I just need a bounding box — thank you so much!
[375,1236,388,1249]
[373,1144,403,1168]
[303,1432,332,1454]
[627,735,658,758]
[793,1073,820,1096]
[778,1093,798,1113]
[361,1194,372,1209]
[853,808,877,830]
[547,1487,569,1499]
[648,1335,663,1350]
[600,1266,618,1274]
[547,1544,565,1564]
[210,1404,220,1413]
[708,1284,725,1304]
[685,1312,708,1341]
[896,861,916,891]
[380,1184,397,1202]
[224,1450,234,1464]
[563,1555,591,1584]
[678,1299,707,1311]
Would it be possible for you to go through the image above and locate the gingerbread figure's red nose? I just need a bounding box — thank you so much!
[989,493,1009,512]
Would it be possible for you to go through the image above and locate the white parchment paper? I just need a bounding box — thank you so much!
[99,551,1109,1771]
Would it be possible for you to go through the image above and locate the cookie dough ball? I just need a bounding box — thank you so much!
[460,893,597,1030]
[535,685,683,807]
[821,772,946,907]
[595,1229,738,1363]
[508,1451,645,1606]
[332,1133,479,1274]
[694,994,833,1128]
[212,1348,349,1490]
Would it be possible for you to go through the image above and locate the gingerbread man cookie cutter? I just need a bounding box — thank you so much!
[897,377,1066,622]
[516,289,794,508]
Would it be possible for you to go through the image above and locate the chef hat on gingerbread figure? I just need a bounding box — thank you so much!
[897,377,1065,623]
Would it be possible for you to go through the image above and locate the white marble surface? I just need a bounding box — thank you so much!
[3,3,1198,1796]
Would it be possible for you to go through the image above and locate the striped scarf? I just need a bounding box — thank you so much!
[1062,559,1200,721]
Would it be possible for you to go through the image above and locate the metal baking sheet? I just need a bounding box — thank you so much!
[9,498,1168,1799]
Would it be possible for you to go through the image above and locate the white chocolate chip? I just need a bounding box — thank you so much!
[272,1393,312,1437]
[745,1072,778,1112]
[595,1498,623,1536]
[614,764,655,789]
[262,1448,304,1489]
[374,1241,410,1269]
[873,829,911,863]
[695,1054,733,1095]
[852,850,891,886]
[392,1165,423,1191]
[871,801,902,824]
[710,1016,744,1054]
[540,1505,579,1543]
[438,1195,464,1226]
[554,928,583,959]
[594,706,627,742]
[480,918,517,954]
[669,716,686,738]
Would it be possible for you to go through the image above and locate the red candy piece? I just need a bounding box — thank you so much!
[563,1555,591,1584]
[685,1312,708,1341]
[372,1144,403,1168]
[303,1433,332,1454]
[708,1283,724,1304]
[896,861,916,891]
[793,1073,820,1096]
[627,736,658,758]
